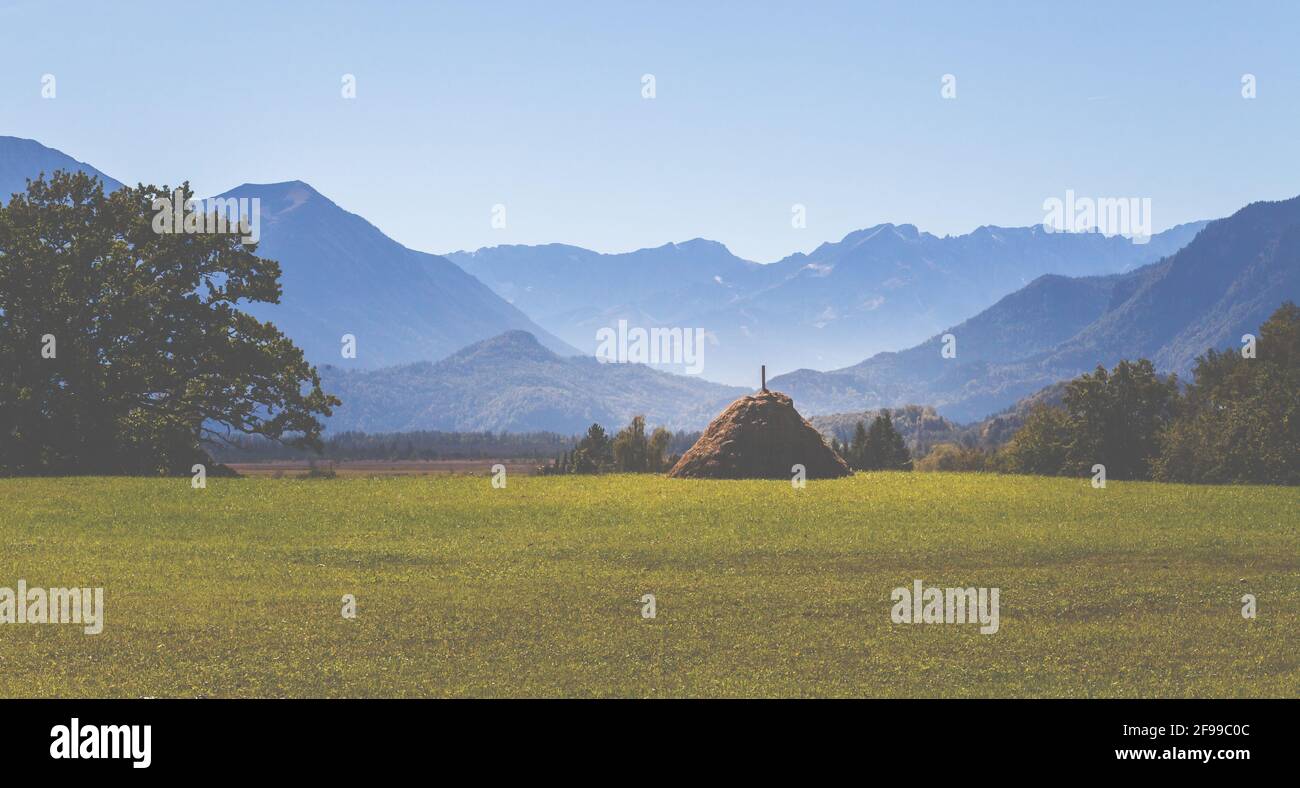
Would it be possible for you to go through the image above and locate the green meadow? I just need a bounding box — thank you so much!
[0,473,1296,698]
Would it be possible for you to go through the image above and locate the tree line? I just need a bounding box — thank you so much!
[914,303,1299,485]
[539,417,699,474]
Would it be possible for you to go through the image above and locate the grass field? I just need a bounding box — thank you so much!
[0,472,1296,698]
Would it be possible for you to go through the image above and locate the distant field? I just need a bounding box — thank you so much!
[0,473,1295,698]
[226,459,542,477]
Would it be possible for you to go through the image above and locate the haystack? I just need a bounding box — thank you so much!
[668,389,850,479]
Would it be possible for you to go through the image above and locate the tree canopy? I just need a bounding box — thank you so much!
[1155,302,1299,484]
[1000,360,1177,479]
[1000,303,1298,485]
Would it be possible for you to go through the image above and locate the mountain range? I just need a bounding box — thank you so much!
[772,195,1300,421]
[317,330,745,433]
[449,221,1205,385]
[0,136,575,368]
[213,180,576,368]
[5,134,1292,434]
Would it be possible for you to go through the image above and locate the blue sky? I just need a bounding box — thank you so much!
[1,0,1297,262]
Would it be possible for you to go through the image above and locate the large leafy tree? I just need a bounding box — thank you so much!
[998,404,1072,475]
[1060,359,1179,480]
[0,171,338,475]
[999,360,1177,479]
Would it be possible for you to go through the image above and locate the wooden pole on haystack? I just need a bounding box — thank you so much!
[761,365,767,391]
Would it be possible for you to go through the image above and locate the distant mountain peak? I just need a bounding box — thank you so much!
[485,328,546,348]
[217,180,329,216]
[669,237,728,253]
[231,179,320,195]
[445,329,557,364]
[832,222,928,251]
[201,178,580,366]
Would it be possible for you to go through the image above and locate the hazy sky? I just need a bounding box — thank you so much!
[2,0,1297,262]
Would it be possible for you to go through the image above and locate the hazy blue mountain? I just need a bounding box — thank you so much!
[0,136,123,202]
[448,238,761,329]
[771,272,1123,418]
[318,330,747,433]
[449,222,1206,385]
[772,196,1300,422]
[1039,195,1300,375]
[216,181,577,369]
[1,136,574,369]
